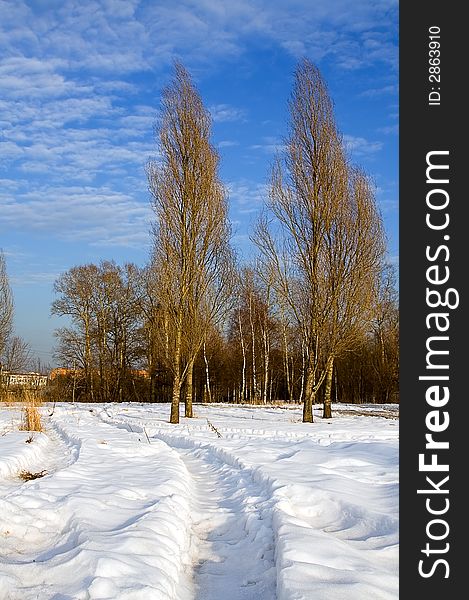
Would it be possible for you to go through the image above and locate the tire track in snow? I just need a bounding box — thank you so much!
[178,445,276,600]
[0,417,81,565]
[95,410,277,600]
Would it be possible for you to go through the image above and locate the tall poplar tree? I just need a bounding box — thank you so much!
[148,63,234,424]
[255,59,385,422]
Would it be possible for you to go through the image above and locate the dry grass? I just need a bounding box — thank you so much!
[19,390,43,432]
[19,470,47,481]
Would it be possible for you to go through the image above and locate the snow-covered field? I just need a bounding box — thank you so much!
[0,402,399,600]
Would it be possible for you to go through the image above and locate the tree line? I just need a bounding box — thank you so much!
[47,60,398,422]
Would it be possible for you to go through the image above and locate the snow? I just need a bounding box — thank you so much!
[0,402,398,599]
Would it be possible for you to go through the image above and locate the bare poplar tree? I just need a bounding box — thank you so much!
[255,59,385,422]
[148,62,234,423]
[319,167,386,417]
[0,251,14,397]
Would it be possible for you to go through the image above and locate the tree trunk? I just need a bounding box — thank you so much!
[323,356,334,418]
[185,357,194,417]
[203,341,212,403]
[249,294,258,403]
[298,339,306,406]
[303,368,315,422]
[238,310,246,402]
[170,326,182,424]
[262,327,269,405]
[282,323,292,402]
[170,375,181,423]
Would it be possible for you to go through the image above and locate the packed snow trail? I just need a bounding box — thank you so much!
[95,408,277,599]
[0,419,78,495]
[171,446,276,600]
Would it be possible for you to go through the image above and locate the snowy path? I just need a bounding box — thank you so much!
[98,404,399,600]
[96,409,277,599]
[0,420,79,565]
[171,446,276,600]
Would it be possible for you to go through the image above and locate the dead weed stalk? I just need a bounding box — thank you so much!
[19,390,43,432]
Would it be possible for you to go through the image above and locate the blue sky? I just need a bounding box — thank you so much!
[0,0,398,367]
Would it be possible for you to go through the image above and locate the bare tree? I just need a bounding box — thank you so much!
[0,251,13,397]
[233,267,277,404]
[52,264,98,400]
[254,59,385,422]
[319,167,386,417]
[52,261,145,402]
[148,62,234,423]
[2,336,31,372]
[371,263,399,402]
[0,251,13,357]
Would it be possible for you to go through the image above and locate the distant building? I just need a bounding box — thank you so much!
[1,371,48,388]
[49,367,79,380]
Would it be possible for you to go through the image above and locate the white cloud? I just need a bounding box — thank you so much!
[377,124,399,135]
[218,140,239,148]
[11,271,61,286]
[343,134,383,157]
[360,84,398,98]
[0,185,153,249]
[0,0,396,259]
[1,1,398,87]
[250,136,286,154]
[209,104,247,123]
[227,180,268,213]
[378,198,398,214]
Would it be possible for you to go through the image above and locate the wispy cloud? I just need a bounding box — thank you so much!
[377,124,399,135]
[209,104,247,123]
[227,180,268,214]
[218,140,240,148]
[11,271,62,286]
[378,198,398,214]
[343,134,383,157]
[1,1,398,82]
[250,136,286,154]
[0,185,152,249]
[360,84,398,98]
